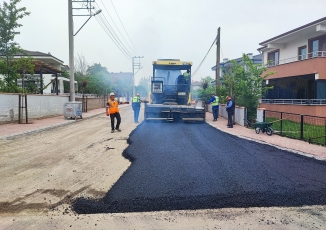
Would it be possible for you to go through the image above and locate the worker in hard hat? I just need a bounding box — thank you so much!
[132,93,142,123]
[107,92,121,133]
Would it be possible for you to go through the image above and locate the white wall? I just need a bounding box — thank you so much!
[262,33,320,64]
[207,104,246,126]
[0,94,69,123]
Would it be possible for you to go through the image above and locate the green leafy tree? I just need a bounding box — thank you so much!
[195,76,215,103]
[220,54,275,120]
[136,76,150,97]
[0,0,30,92]
[14,56,35,93]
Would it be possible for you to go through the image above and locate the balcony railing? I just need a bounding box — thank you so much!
[267,51,326,67]
[261,99,326,105]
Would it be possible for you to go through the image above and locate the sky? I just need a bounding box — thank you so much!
[7,0,326,84]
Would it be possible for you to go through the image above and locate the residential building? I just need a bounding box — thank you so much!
[258,17,326,116]
[211,53,262,82]
[1,50,76,94]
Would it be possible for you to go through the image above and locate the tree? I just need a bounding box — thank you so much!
[220,54,275,121]
[195,76,215,103]
[0,0,30,92]
[74,53,89,76]
[136,76,150,97]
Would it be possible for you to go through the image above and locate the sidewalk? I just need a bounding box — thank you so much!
[1,108,325,160]
[0,105,129,140]
[206,112,326,161]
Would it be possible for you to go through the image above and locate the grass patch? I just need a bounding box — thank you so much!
[266,118,326,146]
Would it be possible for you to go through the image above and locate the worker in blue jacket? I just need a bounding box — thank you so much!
[225,95,235,128]
[207,93,219,121]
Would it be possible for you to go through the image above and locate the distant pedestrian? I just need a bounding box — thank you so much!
[107,92,121,133]
[132,93,142,123]
[225,96,235,128]
[207,93,219,121]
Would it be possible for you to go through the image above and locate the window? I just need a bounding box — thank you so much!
[309,35,326,57]
[298,46,307,60]
[267,50,279,66]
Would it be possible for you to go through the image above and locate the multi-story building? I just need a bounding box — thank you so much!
[258,17,326,116]
[211,53,262,78]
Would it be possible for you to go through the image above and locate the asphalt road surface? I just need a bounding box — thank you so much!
[73,122,326,214]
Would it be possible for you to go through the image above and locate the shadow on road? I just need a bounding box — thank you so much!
[72,123,326,214]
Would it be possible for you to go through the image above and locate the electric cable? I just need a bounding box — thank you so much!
[192,36,218,77]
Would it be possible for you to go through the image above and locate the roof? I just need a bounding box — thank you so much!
[211,53,262,71]
[33,60,62,74]
[15,50,64,63]
[259,16,326,45]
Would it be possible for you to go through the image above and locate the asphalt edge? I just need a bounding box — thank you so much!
[207,122,326,162]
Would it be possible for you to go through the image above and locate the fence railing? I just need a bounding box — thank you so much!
[266,51,326,67]
[264,110,326,146]
[261,99,326,105]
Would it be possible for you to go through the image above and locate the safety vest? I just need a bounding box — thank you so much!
[132,96,140,102]
[108,99,119,114]
[212,96,219,106]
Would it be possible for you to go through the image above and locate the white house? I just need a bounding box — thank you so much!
[257,16,326,116]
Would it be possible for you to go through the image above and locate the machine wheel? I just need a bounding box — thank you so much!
[266,127,273,136]
[255,127,260,134]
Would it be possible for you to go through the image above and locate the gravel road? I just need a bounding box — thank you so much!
[73,122,326,214]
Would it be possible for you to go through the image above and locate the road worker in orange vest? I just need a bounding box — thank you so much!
[107,92,121,133]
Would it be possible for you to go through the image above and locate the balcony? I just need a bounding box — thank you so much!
[264,51,326,80]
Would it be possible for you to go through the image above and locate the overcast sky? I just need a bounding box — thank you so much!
[9,0,326,84]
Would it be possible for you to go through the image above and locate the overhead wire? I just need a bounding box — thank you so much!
[192,36,218,77]
[98,0,137,55]
[94,3,133,58]
[95,15,131,60]
[109,0,140,54]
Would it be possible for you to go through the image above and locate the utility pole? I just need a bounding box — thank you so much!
[132,56,144,96]
[68,0,75,101]
[68,0,101,102]
[215,27,221,96]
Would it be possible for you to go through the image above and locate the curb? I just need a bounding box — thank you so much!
[207,122,326,162]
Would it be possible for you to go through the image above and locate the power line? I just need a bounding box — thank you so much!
[94,14,131,60]
[192,36,217,77]
[94,3,133,57]
[110,0,140,54]
[98,0,137,55]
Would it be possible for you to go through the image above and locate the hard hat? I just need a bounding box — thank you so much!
[136,93,140,96]
[110,92,115,96]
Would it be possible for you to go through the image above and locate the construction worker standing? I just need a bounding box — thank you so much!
[207,93,219,121]
[107,92,121,133]
[132,93,141,123]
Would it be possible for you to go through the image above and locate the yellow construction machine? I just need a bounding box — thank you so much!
[144,59,205,122]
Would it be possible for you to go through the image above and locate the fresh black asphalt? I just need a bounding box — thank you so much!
[72,122,326,214]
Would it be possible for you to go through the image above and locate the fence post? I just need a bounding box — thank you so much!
[18,94,21,124]
[263,110,266,122]
[300,114,304,140]
[280,112,283,136]
[25,94,28,124]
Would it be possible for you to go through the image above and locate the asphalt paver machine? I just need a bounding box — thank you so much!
[144,59,205,122]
